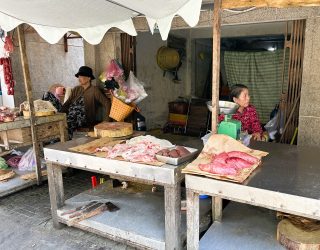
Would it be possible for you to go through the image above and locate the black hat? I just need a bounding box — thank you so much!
[75,66,95,80]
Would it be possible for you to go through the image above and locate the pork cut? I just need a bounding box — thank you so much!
[198,150,260,176]
[199,163,237,175]
[227,151,259,164]
[225,157,252,170]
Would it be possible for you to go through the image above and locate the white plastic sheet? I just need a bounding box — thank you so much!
[0,0,202,44]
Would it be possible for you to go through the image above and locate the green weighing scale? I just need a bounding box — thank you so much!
[207,100,241,140]
[208,100,241,140]
[218,114,241,140]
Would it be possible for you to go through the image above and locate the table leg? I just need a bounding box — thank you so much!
[187,189,199,250]
[47,162,65,229]
[58,121,66,143]
[212,196,222,222]
[164,183,181,250]
[1,131,9,150]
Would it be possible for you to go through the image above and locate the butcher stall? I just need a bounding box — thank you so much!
[44,126,211,249]
[184,135,320,249]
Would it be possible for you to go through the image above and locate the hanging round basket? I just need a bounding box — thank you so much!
[156,46,180,70]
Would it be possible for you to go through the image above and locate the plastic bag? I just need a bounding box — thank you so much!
[127,71,148,104]
[0,157,8,169]
[264,113,279,140]
[105,59,125,84]
[201,132,212,146]
[7,156,21,168]
[113,71,148,104]
[18,148,36,171]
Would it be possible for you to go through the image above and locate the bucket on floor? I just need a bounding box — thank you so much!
[199,194,209,199]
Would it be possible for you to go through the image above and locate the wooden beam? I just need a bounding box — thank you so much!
[221,0,320,9]
[17,25,42,185]
[211,0,222,134]
[63,34,68,52]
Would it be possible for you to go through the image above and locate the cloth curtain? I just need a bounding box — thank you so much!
[224,49,286,123]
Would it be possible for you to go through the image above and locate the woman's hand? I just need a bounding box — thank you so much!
[252,132,262,141]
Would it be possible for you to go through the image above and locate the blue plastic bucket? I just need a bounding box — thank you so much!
[199,194,209,199]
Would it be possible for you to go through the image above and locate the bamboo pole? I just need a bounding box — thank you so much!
[17,25,42,185]
[211,0,222,133]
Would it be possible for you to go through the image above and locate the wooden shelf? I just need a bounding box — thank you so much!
[200,202,283,250]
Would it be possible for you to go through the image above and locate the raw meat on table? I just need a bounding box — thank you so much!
[95,136,173,163]
[198,151,259,176]
[225,157,253,170]
[227,151,259,164]
[156,146,191,158]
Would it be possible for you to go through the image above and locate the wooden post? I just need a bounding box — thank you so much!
[186,189,199,250]
[47,162,65,229]
[212,196,222,222]
[164,183,181,250]
[211,0,222,134]
[17,25,42,185]
[58,120,66,143]
[211,0,222,221]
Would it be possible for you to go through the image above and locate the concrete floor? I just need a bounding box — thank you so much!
[0,171,133,250]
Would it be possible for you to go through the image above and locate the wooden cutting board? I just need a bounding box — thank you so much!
[277,219,320,249]
[94,122,133,138]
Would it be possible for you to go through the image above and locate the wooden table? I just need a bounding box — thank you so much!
[0,113,67,197]
[186,142,320,249]
[0,113,67,150]
[44,136,201,250]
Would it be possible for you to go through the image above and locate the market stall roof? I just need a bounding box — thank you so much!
[0,0,202,44]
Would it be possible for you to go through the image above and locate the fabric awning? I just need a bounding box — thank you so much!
[0,0,202,44]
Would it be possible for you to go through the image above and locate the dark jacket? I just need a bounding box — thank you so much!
[61,85,111,126]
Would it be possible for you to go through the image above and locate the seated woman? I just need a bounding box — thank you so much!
[60,66,111,138]
[219,84,263,141]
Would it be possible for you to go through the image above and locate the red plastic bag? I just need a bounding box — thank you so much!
[106,59,124,84]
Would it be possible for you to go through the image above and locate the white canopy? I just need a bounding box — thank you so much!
[0,0,202,44]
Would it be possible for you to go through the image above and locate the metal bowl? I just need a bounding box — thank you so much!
[206,101,239,114]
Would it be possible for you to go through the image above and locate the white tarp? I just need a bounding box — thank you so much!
[0,0,202,44]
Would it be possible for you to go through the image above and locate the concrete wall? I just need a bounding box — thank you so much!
[192,39,212,97]
[12,29,84,106]
[298,17,320,147]
[83,32,121,120]
[136,32,190,129]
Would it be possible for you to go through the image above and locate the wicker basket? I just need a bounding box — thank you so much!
[109,96,136,121]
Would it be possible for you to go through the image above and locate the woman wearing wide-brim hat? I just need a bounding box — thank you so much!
[61,66,111,138]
